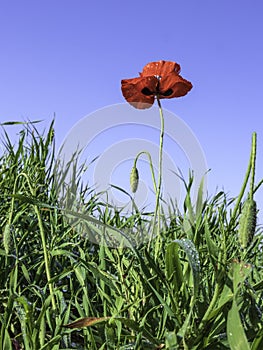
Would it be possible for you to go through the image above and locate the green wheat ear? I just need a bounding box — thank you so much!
[238,198,257,249]
[130,166,139,193]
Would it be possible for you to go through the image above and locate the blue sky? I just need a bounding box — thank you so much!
[0,1,263,217]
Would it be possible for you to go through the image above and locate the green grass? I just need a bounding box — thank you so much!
[0,121,262,349]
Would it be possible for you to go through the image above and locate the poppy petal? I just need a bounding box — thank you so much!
[121,76,158,109]
[141,60,181,77]
[158,73,193,99]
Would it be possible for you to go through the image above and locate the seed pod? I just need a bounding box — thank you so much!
[238,198,257,249]
[130,166,139,193]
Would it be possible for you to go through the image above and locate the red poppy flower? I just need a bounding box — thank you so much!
[121,60,193,109]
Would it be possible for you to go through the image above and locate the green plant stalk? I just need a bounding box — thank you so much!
[239,133,257,252]
[14,173,56,310]
[3,171,20,258]
[231,132,257,222]
[34,204,56,310]
[198,240,226,333]
[99,242,107,317]
[149,97,164,249]
[254,178,263,194]
[249,132,257,200]
[133,150,157,192]
[198,277,223,332]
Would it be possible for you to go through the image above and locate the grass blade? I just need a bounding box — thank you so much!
[227,299,250,350]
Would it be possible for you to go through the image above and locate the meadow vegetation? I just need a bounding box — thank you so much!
[0,121,262,349]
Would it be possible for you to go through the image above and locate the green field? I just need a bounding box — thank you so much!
[0,121,262,349]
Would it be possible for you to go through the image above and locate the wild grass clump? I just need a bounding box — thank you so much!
[0,121,263,350]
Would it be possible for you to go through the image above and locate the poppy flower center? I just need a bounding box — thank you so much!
[162,89,173,96]
[141,76,173,98]
[141,87,154,96]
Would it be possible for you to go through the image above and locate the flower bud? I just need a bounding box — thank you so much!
[130,167,139,193]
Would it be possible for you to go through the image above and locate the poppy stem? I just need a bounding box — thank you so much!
[149,97,164,250]
[133,151,157,193]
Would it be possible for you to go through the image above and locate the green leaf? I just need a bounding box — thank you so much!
[62,208,134,248]
[231,260,252,295]
[205,221,219,265]
[227,299,250,350]
[39,335,61,350]
[251,327,263,350]
[195,174,206,218]
[165,331,178,349]
[0,120,43,126]
[173,238,200,301]
[207,284,233,321]
[165,242,184,293]
[2,329,12,350]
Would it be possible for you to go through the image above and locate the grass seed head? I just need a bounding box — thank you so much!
[3,223,11,255]
[238,198,257,249]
